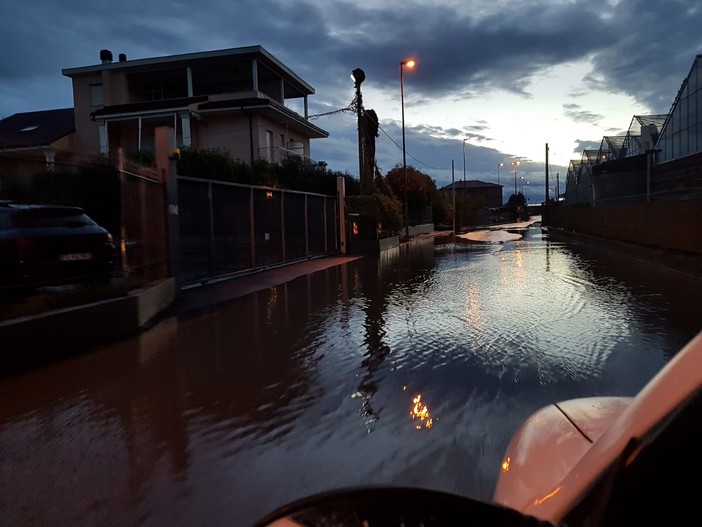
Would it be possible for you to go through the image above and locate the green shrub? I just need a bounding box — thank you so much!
[346,193,403,235]
[177,148,256,184]
[176,148,355,195]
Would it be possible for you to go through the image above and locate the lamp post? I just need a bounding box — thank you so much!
[525,181,530,202]
[400,58,415,238]
[497,162,503,205]
[520,175,524,194]
[511,161,520,195]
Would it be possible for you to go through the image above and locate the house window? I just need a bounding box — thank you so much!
[144,80,164,101]
[90,84,104,106]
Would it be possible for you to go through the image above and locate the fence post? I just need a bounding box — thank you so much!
[155,126,180,288]
[115,149,129,280]
[208,181,215,276]
[280,190,286,262]
[249,188,256,268]
[337,176,347,254]
[304,193,309,257]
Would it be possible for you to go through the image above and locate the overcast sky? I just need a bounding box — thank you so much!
[1,0,700,202]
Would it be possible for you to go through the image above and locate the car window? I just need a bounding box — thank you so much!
[10,208,96,229]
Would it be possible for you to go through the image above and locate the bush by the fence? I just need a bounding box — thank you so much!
[346,193,403,236]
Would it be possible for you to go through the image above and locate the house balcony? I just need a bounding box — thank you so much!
[258,146,327,168]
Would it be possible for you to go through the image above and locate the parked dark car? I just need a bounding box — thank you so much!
[0,202,116,289]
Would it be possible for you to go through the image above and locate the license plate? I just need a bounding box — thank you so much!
[60,253,93,261]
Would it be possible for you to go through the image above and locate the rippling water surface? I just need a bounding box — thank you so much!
[1,224,699,526]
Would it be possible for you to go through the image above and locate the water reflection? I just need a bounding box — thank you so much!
[0,225,698,526]
[410,394,433,430]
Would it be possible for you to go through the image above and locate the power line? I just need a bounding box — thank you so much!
[376,122,443,171]
[307,105,354,120]
[311,100,445,172]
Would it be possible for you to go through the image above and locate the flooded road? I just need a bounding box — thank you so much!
[1,223,700,526]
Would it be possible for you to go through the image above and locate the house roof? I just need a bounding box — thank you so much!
[62,45,316,98]
[0,108,75,150]
[441,180,501,191]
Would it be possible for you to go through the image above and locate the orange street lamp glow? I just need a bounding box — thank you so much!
[511,161,520,195]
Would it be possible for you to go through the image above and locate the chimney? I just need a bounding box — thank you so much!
[99,49,113,64]
[118,53,127,62]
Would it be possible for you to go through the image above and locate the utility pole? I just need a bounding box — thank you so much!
[452,159,456,234]
[352,68,369,194]
[544,143,549,225]
[545,143,549,205]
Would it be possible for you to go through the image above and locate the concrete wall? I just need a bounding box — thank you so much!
[71,73,103,155]
[409,223,435,236]
[1,278,175,377]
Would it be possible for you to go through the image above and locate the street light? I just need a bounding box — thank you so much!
[511,161,520,195]
[401,58,415,238]
[525,181,530,202]
[520,175,524,194]
[497,162,504,205]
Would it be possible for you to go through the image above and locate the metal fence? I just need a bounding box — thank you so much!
[177,176,338,286]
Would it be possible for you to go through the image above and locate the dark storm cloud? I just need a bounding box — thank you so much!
[574,140,602,153]
[293,0,619,100]
[563,103,604,125]
[412,123,492,143]
[585,0,702,112]
[3,0,695,110]
[1,0,699,175]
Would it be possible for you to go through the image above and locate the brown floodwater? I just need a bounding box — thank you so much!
[1,224,700,526]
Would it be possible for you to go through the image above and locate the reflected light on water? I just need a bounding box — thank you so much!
[410,394,433,430]
[501,457,511,473]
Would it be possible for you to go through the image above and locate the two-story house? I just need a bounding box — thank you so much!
[61,46,329,164]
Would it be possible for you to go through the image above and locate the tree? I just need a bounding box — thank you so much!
[384,164,436,211]
[506,192,529,221]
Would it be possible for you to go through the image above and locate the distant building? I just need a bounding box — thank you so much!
[61,46,329,164]
[440,180,503,208]
[0,108,76,182]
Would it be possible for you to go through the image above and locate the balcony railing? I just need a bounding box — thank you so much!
[258,146,318,166]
